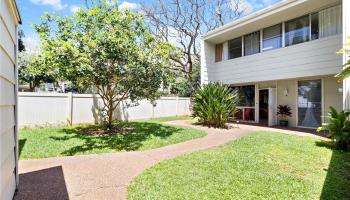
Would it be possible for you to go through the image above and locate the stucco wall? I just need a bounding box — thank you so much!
[277,76,342,127]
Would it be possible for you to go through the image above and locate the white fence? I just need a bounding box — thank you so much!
[18,92,191,127]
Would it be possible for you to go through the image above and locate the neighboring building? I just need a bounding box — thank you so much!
[201,0,350,128]
[0,0,21,199]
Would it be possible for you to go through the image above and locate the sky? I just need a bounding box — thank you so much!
[17,0,281,52]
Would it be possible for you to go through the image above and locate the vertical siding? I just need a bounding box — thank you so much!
[0,0,17,199]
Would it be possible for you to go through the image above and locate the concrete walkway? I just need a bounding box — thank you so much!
[14,121,322,200]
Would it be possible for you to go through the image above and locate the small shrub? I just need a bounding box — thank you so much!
[277,105,292,120]
[192,82,238,128]
[317,106,350,150]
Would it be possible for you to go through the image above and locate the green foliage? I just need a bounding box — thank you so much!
[128,132,350,200]
[18,52,56,91]
[170,65,200,97]
[317,106,350,150]
[34,1,174,127]
[336,36,350,80]
[192,82,238,128]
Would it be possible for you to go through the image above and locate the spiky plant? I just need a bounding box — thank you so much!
[192,82,238,128]
[317,106,350,150]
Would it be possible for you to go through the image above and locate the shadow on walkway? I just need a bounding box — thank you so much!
[14,166,69,200]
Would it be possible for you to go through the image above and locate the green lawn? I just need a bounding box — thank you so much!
[128,132,350,200]
[19,118,205,159]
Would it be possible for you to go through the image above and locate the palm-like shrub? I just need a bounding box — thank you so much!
[317,106,350,150]
[192,82,238,128]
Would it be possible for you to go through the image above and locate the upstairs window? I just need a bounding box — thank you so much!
[311,13,319,40]
[228,37,242,59]
[285,15,310,46]
[318,5,342,38]
[262,24,282,51]
[215,43,223,62]
[244,31,260,56]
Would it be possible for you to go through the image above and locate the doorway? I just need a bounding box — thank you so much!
[259,89,269,125]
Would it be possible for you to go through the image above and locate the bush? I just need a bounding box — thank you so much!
[192,82,238,128]
[317,106,350,150]
[277,105,292,120]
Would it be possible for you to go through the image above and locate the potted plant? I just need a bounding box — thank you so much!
[277,105,292,127]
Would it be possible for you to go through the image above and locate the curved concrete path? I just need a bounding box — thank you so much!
[14,121,322,200]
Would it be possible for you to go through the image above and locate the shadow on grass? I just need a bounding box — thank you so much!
[49,122,183,156]
[19,139,26,158]
[315,141,350,200]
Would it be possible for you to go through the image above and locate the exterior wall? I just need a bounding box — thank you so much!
[0,0,19,199]
[18,93,192,127]
[343,0,350,109]
[277,76,342,127]
[206,35,342,85]
[200,40,214,84]
[276,79,297,127]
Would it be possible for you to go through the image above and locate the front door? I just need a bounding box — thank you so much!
[259,89,269,125]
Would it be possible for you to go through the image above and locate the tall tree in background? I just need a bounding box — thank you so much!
[18,28,26,52]
[35,1,174,128]
[142,0,248,77]
[18,28,56,91]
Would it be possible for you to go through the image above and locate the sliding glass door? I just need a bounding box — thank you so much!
[297,80,322,128]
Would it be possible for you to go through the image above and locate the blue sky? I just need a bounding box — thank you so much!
[17,0,280,52]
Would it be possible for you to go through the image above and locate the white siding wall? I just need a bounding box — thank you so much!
[18,93,192,127]
[206,35,342,85]
[343,0,350,109]
[0,0,18,199]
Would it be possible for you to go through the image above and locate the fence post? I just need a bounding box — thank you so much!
[176,96,179,116]
[67,92,73,125]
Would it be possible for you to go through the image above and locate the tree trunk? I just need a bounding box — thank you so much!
[106,85,114,130]
[29,82,35,92]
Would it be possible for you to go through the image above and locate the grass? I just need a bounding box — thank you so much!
[19,118,205,159]
[128,132,350,200]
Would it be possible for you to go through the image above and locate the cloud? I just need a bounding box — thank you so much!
[70,5,81,13]
[119,1,141,10]
[236,1,254,14]
[29,0,68,10]
[23,35,40,54]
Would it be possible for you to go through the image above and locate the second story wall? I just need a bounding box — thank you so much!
[205,34,342,85]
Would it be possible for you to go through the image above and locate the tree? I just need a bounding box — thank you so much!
[142,0,248,78]
[34,1,174,129]
[18,28,26,52]
[18,52,55,91]
[336,36,350,79]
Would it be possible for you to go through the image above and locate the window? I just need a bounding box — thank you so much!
[231,85,255,121]
[234,85,255,107]
[215,43,223,62]
[318,5,342,38]
[244,31,260,56]
[285,15,310,46]
[297,79,322,128]
[262,24,282,51]
[228,37,242,59]
[311,13,319,40]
